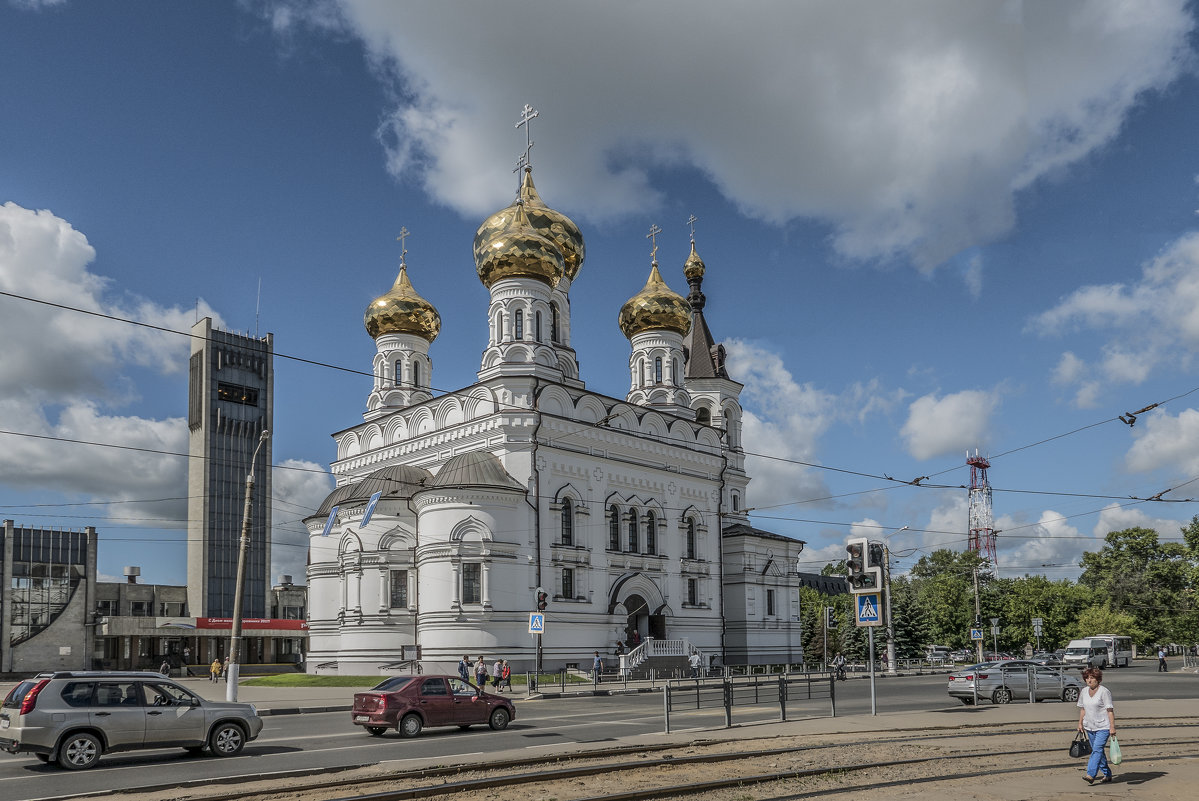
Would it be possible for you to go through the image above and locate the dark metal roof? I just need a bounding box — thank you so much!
[426,450,526,491]
[311,464,432,518]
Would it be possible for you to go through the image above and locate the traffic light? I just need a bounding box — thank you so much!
[825,606,836,629]
[536,588,548,611]
[865,542,885,591]
[845,537,867,592]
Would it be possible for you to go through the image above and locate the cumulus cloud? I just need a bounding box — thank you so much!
[264,0,1193,273]
[1124,408,1199,476]
[1092,503,1190,541]
[995,510,1084,575]
[0,202,222,520]
[271,459,333,584]
[1031,232,1199,404]
[900,389,999,460]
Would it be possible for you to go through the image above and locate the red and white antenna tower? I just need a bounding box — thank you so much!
[967,449,997,563]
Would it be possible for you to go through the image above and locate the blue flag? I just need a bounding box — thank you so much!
[361,490,383,528]
[320,505,339,537]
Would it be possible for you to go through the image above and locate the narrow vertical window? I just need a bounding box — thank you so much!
[494,314,502,343]
[514,309,524,340]
[627,516,638,553]
[461,564,481,604]
[672,358,679,385]
[389,569,408,608]
[560,498,573,546]
[732,493,740,511]
[412,361,421,388]
[654,357,663,384]
[766,589,776,616]
[637,359,645,387]
[645,512,656,555]
[562,567,574,599]
[394,360,403,386]
[687,578,697,606]
[535,311,542,342]
[551,303,560,343]
[608,506,621,551]
[686,520,696,560]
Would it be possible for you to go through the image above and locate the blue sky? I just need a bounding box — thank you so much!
[2,0,1199,588]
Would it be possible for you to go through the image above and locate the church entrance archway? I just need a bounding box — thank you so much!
[624,593,649,646]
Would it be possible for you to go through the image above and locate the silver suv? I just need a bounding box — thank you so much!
[0,671,263,770]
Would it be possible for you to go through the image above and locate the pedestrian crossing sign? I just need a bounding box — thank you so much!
[528,613,545,634]
[855,593,882,627]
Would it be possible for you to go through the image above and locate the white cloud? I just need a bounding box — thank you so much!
[265,0,1193,273]
[1092,503,1188,541]
[900,389,999,460]
[271,459,333,584]
[0,202,221,515]
[995,510,1084,575]
[1124,408,1199,476]
[962,254,983,299]
[1032,232,1199,404]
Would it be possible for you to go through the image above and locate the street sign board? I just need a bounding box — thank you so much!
[855,593,882,627]
[991,626,1000,635]
[970,628,983,640]
[528,613,545,634]
[1031,617,1043,626]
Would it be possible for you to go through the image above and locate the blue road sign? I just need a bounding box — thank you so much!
[970,628,983,640]
[855,593,881,627]
[528,613,545,634]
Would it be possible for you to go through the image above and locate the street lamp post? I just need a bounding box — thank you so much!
[883,525,907,676]
[227,430,270,702]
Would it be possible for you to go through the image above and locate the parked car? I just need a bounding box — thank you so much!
[351,675,515,737]
[947,660,1082,705]
[1031,651,1062,666]
[0,671,263,770]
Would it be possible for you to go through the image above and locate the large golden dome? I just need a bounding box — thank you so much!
[473,168,584,282]
[364,265,441,341]
[619,264,692,338]
[474,201,565,289]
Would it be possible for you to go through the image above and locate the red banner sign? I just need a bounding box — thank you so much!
[195,618,308,630]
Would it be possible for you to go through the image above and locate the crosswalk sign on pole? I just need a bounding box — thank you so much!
[970,628,983,640]
[855,593,881,627]
[528,613,545,634]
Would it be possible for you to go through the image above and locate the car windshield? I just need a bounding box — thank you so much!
[370,677,416,693]
[1064,647,1088,655]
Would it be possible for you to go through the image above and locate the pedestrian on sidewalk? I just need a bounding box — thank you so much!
[1077,667,1116,785]
[222,656,230,682]
[688,650,701,678]
[210,658,221,683]
[492,658,503,689]
[1158,646,1168,672]
[458,655,471,682]
[500,660,511,691]
[474,656,488,688]
[592,651,604,684]
[159,659,171,676]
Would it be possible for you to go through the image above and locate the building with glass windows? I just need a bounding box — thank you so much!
[305,160,804,674]
[186,318,273,618]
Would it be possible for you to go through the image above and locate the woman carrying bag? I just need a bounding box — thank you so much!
[1076,666,1116,784]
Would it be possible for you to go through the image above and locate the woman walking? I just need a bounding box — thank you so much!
[1077,667,1116,784]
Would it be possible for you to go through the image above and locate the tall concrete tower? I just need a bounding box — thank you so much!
[187,317,273,618]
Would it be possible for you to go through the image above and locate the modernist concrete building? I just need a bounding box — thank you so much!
[305,159,805,674]
[187,317,274,618]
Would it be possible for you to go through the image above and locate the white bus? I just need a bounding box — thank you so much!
[1089,635,1133,667]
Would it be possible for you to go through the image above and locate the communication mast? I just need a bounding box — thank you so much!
[966,449,997,563]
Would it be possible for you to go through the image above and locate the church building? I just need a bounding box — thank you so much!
[306,121,804,673]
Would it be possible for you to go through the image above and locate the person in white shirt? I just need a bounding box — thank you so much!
[688,651,701,678]
[492,659,503,689]
[1076,667,1116,784]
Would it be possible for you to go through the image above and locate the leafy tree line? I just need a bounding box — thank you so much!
[799,518,1199,663]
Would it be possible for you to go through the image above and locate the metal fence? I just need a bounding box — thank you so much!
[662,673,835,733]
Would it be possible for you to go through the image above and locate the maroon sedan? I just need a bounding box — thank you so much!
[351,675,515,737]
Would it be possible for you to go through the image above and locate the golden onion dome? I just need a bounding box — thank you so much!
[683,240,706,281]
[473,169,584,282]
[474,201,565,289]
[364,265,441,341]
[618,263,692,338]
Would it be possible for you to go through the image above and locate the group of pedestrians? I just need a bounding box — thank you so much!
[209,656,231,683]
[458,654,512,692]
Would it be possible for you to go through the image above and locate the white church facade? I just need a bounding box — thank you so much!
[305,139,804,674]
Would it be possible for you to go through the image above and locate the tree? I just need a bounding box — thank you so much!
[1070,603,1143,643]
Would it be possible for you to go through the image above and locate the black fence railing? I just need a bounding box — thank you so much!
[662,673,835,733]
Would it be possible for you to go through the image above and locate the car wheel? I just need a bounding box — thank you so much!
[365,726,387,737]
[57,732,101,770]
[489,707,511,731]
[992,688,1012,705]
[959,697,974,705]
[1063,686,1080,702]
[398,713,422,738]
[209,722,246,757]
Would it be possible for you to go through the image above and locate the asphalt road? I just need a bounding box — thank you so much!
[3,663,1191,801]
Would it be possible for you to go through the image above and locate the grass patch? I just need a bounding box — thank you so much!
[242,674,385,688]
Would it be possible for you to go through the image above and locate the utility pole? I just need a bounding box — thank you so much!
[227,430,270,703]
[973,565,983,663]
[883,526,906,676]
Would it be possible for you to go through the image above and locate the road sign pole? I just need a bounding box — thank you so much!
[868,626,877,716]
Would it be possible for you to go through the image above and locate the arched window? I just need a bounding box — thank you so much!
[560,498,573,546]
[637,359,646,387]
[686,519,696,560]
[514,309,524,340]
[413,361,422,388]
[654,357,663,384]
[551,303,560,343]
[696,407,711,425]
[494,313,502,343]
[672,358,679,385]
[535,311,542,342]
[645,511,656,555]
[608,506,620,551]
[732,492,740,511]
[627,515,638,553]
[394,360,403,386]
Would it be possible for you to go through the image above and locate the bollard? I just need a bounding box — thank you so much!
[778,673,787,721]
[723,679,733,729]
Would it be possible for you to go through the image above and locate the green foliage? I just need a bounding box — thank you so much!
[1069,603,1143,643]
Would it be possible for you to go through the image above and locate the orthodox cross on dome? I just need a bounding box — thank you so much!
[515,103,539,168]
[686,214,698,242]
[396,226,410,268]
[647,223,662,264]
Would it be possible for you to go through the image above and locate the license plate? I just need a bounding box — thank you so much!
[1,719,8,729]
[354,715,369,722]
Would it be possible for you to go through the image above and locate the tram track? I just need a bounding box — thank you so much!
[73,717,1199,801]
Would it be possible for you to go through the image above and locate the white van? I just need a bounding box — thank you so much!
[1063,636,1131,668]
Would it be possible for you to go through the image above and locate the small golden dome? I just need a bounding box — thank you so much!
[619,264,692,338]
[683,240,706,281]
[474,169,584,282]
[474,201,565,289]
[364,265,441,341]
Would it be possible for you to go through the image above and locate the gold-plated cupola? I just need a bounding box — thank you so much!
[619,263,692,338]
[474,200,565,289]
[473,168,584,284]
[364,265,441,341]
